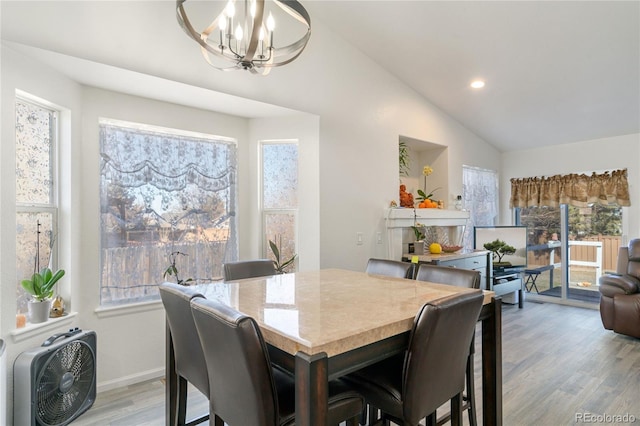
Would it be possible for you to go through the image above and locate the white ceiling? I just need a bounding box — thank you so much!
[305,1,640,151]
[2,1,639,152]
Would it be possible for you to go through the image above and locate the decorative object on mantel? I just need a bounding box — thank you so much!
[455,195,463,210]
[176,0,311,75]
[21,221,66,324]
[415,165,441,208]
[399,184,414,207]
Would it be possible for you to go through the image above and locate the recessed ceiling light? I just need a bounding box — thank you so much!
[470,80,485,89]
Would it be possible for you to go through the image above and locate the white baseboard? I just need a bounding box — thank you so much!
[97,367,165,393]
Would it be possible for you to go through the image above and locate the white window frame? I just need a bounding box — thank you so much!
[15,93,61,315]
[259,139,299,261]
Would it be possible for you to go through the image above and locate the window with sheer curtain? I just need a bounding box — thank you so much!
[15,97,60,316]
[99,119,237,305]
[462,166,499,249]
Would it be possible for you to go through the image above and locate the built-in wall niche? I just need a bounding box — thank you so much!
[398,136,448,207]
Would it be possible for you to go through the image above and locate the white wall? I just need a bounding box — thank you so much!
[501,133,640,239]
[1,46,84,423]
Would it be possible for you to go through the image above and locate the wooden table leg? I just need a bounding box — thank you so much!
[482,297,503,426]
[295,351,329,426]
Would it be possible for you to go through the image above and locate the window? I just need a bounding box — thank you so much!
[261,141,298,271]
[462,165,498,249]
[99,119,237,305]
[15,97,59,316]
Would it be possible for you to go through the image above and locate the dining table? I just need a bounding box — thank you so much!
[165,268,502,426]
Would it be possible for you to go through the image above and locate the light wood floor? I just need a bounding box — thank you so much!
[72,301,640,426]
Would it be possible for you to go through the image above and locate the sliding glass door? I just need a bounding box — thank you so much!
[517,204,622,305]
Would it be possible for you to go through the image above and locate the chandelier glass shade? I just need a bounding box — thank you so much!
[177,0,311,75]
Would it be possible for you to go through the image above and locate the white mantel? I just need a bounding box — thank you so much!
[385,208,470,228]
[385,208,471,259]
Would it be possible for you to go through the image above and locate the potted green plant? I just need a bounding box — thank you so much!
[22,268,65,323]
[162,251,194,285]
[269,238,297,274]
[399,141,410,178]
[21,220,65,323]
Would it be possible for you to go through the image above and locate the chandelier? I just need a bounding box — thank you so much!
[177,0,311,75]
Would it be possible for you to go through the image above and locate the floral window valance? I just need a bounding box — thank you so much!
[510,169,630,208]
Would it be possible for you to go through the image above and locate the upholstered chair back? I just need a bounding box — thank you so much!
[366,258,414,279]
[415,264,481,289]
[402,291,484,424]
[190,297,279,426]
[625,239,640,278]
[223,259,277,281]
[158,282,209,396]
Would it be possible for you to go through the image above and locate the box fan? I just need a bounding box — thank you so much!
[14,329,96,426]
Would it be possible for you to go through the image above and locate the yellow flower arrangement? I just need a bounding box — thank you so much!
[417,165,440,206]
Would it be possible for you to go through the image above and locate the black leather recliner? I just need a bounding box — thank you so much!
[598,239,640,339]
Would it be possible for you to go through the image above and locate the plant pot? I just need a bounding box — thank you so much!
[408,241,425,255]
[28,299,52,324]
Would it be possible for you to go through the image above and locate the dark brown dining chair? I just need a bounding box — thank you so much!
[222,259,277,281]
[363,257,415,422]
[158,282,223,426]
[366,258,414,279]
[415,264,481,426]
[190,297,364,426]
[344,291,484,426]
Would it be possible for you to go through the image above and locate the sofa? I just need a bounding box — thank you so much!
[598,239,640,338]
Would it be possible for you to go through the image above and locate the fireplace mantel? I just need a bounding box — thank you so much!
[385,208,470,228]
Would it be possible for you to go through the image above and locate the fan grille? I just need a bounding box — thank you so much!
[35,340,96,426]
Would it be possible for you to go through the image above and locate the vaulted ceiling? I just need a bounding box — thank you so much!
[305,1,640,151]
